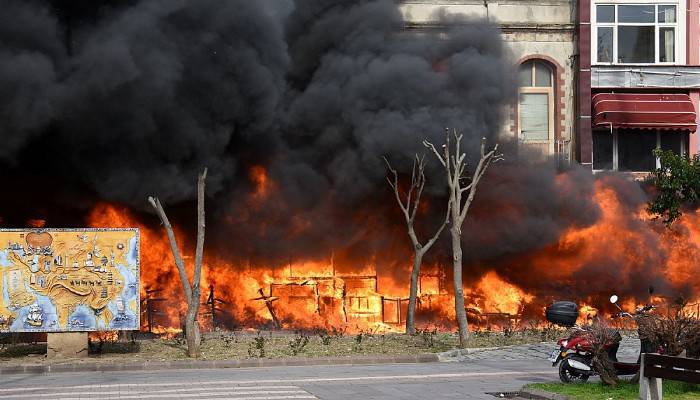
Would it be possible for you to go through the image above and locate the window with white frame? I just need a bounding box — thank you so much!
[518,60,554,142]
[592,1,685,64]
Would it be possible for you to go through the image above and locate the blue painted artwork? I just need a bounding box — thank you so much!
[0,229,139,332]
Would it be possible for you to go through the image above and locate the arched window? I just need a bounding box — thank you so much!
[518,60,554,143]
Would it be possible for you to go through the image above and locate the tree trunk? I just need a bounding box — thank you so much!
[187,167,206,357]
[423,133,499,348]
[406,250,423,335]
[185,300,201,358]
[451,227,469,347]
[147,168,207,359]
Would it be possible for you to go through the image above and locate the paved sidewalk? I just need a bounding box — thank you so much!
[455,336,640,362]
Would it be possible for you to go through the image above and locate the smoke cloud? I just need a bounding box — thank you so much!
[0,0,514,241]
[2,0,694,309]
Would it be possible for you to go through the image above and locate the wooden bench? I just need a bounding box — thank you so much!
[640,353,700,400]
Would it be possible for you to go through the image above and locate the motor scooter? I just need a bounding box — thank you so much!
[547,295,657,383]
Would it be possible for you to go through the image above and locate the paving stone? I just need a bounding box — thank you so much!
[457,336,640,362]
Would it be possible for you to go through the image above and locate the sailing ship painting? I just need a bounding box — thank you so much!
[24,304,43,327]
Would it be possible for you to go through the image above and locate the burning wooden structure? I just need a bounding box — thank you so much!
[254,268,450,330]
[87,171,700,335]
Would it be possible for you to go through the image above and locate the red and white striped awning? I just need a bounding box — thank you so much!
[592,93,697,132]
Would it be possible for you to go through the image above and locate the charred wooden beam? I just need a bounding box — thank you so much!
[255,288,281,329]
[341,285,348,323]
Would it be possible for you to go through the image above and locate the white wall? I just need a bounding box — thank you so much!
[400,0,574,25]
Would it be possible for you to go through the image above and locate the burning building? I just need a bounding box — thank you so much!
[1,0,700,334]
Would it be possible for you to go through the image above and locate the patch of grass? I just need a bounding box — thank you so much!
[119,332,463,360]
[0,328,554,364]
[529,381,700,400]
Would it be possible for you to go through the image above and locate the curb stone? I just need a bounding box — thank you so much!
[0,353,440,375]
[519,387,570,400]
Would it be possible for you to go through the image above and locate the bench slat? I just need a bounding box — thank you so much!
[644,353,700,370]
[644,365,700,384]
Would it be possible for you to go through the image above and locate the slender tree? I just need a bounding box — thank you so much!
[384,154,449,335]
[148,168,207,357]
[424,129,502,347]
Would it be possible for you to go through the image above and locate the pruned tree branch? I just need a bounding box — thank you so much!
[410,155,426,222]
[384,155,447,252]
[384,153,448,335]
[423,128,502,347]
[192,167,208,300]
[459,140,501,225]
[147,196,193,303]
[422,139,447,168]
[424,200,450,251]
[383,157,411,222]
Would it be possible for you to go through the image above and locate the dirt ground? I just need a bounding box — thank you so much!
[0,328,563,364]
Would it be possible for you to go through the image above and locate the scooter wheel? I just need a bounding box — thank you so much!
[559,355,590,384]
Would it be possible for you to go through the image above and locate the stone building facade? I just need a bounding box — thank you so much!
[399,1,577,160]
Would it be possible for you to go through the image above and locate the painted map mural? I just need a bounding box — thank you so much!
[0,229,139,332]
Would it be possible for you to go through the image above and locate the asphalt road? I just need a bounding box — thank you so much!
[0,358,559,400]
[0,337,646,399]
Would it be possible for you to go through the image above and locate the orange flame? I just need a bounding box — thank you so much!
[250,165,271,200]
[26,219,46,228]
[84,174,700,334]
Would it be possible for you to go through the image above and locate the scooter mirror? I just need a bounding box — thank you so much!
[610,295,619,304]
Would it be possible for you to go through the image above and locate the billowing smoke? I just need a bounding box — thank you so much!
[2,0,292,206]
[0,0,514,247]
[1,0,64,159]
[2,0,696,314]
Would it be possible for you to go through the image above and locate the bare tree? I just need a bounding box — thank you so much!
[148,168,207,357]
[424,129,502,347]
[384,155,449,335]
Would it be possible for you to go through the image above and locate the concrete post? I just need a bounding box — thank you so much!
[639,354,663,400]
[47,332,88,358]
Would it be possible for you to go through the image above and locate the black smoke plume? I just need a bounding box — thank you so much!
[3,0,690,310]
[0,0,514,242]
